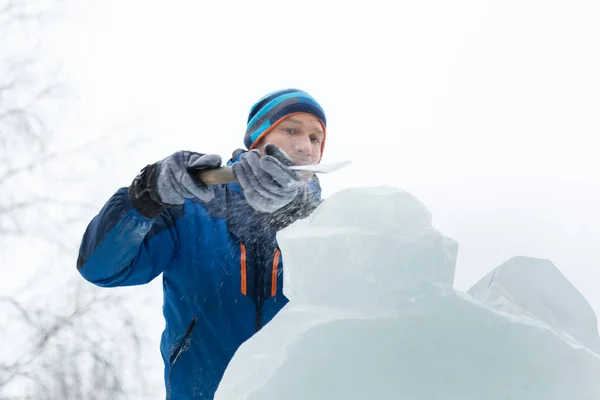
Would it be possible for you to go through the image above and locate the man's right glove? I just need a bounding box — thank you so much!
[128,151,222,218]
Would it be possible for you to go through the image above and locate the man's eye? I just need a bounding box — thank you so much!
[284,128,295,134]
[311,137,321,143]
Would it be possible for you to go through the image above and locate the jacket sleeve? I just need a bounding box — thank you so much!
[77,187,181,287]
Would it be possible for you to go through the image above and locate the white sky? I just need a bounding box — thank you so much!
[8,0,599,394]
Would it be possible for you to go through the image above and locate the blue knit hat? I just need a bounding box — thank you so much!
[244,89,327,154]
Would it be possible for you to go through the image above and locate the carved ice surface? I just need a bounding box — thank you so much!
[278,187,458,307]
[215,187,600,400]
[469,256,600,353]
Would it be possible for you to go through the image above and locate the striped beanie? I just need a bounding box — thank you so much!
[244,89,327,156]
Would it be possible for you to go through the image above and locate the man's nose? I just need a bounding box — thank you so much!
[292,135,312,155]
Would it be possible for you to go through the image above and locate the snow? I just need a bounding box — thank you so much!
[215,186,600,400]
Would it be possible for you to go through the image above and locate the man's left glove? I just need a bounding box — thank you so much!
[232,143,321,228]
[232,144,305,213]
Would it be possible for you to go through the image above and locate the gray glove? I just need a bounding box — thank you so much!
[155,151,222,204]
[232,144,304,213]
[129,151,222,218]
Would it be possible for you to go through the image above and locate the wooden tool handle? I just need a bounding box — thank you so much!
[196,166,237,185]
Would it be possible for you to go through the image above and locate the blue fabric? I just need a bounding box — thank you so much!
[246,88,299,121]
[247,92,323,133]
[250,101,327,145]
[249,120,272,145]
[77,154,321,399]
[243,89,326,149]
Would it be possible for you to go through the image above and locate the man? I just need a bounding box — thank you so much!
[77,88,327,399]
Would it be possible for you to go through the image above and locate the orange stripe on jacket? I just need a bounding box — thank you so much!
[240,243,247,295]
[271,248,281,297]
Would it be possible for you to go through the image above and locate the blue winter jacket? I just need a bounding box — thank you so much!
[77,155,321,399]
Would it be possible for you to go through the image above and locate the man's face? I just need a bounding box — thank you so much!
[255,113,325,166]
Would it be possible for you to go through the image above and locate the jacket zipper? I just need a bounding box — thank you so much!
[253,243,264,332]
[241,241,264,332]
[243,243,279,332]
[167,317,197,399]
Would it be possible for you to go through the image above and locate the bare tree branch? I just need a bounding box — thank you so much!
[0,0,63,24]
[0,297,37,327]
[1,2,149,398]
[0,197,98,215]
[0,79,18,98]
[0,286,145,394]
[0,124,137,184]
